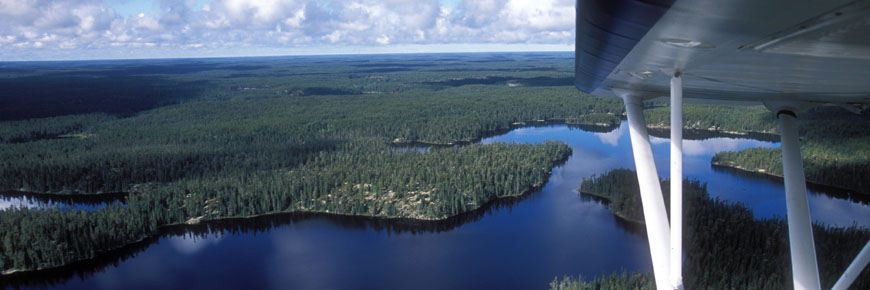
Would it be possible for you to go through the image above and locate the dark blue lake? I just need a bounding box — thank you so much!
[6,122,869,289]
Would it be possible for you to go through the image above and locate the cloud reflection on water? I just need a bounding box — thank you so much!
[650,136,778,156]
[594,124,624,146]
[169,233,224,255]
[0,196,41,210]
[809,193,870,227]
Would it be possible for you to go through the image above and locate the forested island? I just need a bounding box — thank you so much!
[0,141,571,273]
[712,106,870,194]
[642,104,870,195]
[562,169,870,289]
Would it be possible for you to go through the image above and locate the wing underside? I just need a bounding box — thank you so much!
[575,0,870,106]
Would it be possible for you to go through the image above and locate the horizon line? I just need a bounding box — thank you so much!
[1,44,575,63]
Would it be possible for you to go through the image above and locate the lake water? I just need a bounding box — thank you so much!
[5,122,869,289]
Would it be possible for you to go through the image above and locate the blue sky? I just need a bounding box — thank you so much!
[0,0,574,61]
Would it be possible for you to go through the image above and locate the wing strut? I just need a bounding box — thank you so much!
[622,93,671,290]
[776,109,822,290]
[669,73,684,290]
[831,240,870,290]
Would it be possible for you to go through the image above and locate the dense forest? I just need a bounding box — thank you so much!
[565,169,870,289]
[0,57,623,195]
[713,106,870,194]
[0,53,592,273]
[0,114,115,144]
[644,104,778,134]
[0,141,570,272]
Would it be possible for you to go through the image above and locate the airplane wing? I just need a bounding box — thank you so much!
[575,0,870,106]
[574,1,870,289]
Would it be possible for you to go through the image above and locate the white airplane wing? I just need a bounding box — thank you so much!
[576,0,870,106]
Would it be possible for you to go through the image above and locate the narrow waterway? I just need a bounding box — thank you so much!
[6,122,869,290]
[487,123,869,226]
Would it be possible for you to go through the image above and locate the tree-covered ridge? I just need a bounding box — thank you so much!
[567,169,870,289]
[1,141,570,273]
[712,106,870,194]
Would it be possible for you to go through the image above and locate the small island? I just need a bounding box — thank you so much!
[566,169,870,289]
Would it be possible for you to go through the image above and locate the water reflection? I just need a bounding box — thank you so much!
[647,127,780,142]
[594,124,624,146]
[391,144,431,153]
[0,195,41,209]
[0,191,126,211]
[169,233,224,255]
[681,137,768,156]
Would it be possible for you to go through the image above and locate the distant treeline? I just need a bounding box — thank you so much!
[562,169,870,289]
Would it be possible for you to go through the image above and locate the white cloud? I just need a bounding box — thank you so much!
[502,0,573,30]
[375,34,390,45]
[456,0,505,28]
[0,0,576,60]
[203,0,305,29]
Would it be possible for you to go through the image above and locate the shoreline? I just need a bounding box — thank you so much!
[646,125,780,142]
[392,118,619,147]
[577,190,646,225]
[711,161,868,197]
[2,152,568,277]
[646,124,777,136]
[391,118,779,148]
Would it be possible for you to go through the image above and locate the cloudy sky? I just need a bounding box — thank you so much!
[0,0,575,61]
